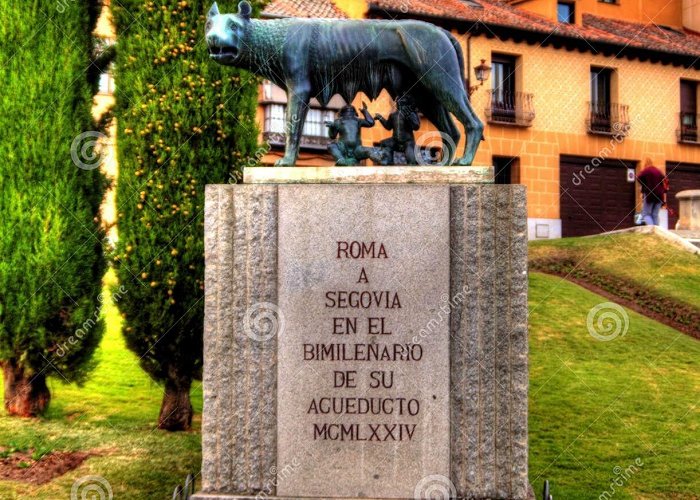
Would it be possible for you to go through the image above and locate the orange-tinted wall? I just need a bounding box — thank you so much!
[256,0,700,221]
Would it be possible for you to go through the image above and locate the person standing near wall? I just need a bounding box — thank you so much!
[637,159,668,226]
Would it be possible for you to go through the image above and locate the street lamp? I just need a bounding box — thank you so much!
[468,59,492,96]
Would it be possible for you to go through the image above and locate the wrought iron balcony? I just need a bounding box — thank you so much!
[485,91,535,127]
[677,112,700,144]
[586,101,630,136]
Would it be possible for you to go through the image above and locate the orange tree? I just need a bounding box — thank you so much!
[0,0,106,416]
[112,0,262,430]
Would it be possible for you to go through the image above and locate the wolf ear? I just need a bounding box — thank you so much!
[238,1,252,20]
[208,2,219,19]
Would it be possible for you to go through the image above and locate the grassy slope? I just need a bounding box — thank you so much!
[529,272,700,499]
[529,232,700,309]
[0,270,697,498]
[0,271,202,499]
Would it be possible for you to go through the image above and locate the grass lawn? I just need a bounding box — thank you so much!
[0,271,202,499]
[529,272,700,499]
[0,269,697,498]
[529,232,700,309]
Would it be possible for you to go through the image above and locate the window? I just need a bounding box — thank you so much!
[490,54,516,123]
[303,109,335,138]
[486,54,535,127]
[589,67,612,132]
[264,104,286,134]
[679,80,698,143]
[263,103,336,149]
[557,2,575,23]
[587,67,629,135]
[493,157,520,184]
[98,63,115,95]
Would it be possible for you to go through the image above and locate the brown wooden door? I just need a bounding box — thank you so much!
[666,162,700,230]
[560,156,637,237]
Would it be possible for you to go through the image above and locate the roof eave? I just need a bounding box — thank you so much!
[366,4,700,70]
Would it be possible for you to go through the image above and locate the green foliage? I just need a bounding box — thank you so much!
[530,232,700,309]
[0,274,203,498]
[0,274,697,497]
[0,1,105,382]
[111,1,262,386]
[528,273,700,498]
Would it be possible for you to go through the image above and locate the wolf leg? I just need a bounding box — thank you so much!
[409,55,483,165]
[416,91,461,165]
[450,93,483,166]
[276,84,310,166]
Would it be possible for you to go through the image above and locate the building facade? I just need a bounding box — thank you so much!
[256,0,700,239]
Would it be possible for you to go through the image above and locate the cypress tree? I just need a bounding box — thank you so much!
[0,0,106,416]
[112,0,261,430]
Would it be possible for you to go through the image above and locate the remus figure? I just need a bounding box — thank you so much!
[326,103,378,166]
[375,95,421,165]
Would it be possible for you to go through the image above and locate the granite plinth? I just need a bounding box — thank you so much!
[243,166,494,185]
[199,167,528,500]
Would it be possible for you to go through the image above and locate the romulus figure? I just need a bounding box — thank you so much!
[206,1,483,166]
[326,103,380,166]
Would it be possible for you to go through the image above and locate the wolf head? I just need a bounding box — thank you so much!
[206,1,252,65]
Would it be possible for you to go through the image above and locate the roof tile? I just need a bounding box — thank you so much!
[370,0,700,59]
[263,0,348,19]
[262,0,700,60]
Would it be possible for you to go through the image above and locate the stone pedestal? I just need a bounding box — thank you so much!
[196,167,528,500]
[676,190,700,230]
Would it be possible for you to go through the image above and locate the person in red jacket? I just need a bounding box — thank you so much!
[637,160,668,226]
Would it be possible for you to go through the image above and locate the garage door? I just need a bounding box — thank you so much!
[666,162,700,230]
[560,156,637,237]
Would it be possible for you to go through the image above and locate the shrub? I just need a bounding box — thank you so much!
[112,0,262,430]
[0,0,106,416]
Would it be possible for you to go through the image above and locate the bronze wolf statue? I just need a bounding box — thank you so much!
[206,1,483,166]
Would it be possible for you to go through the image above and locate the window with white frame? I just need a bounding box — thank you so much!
[264,104,286,134]
[98,64,115,95]
[264,105,335,138]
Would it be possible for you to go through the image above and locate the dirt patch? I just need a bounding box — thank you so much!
[530,258,700,340]
[0,449,93,484]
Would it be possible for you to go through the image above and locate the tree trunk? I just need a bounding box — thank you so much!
[158,376,193,431]
[3,360,50,417]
